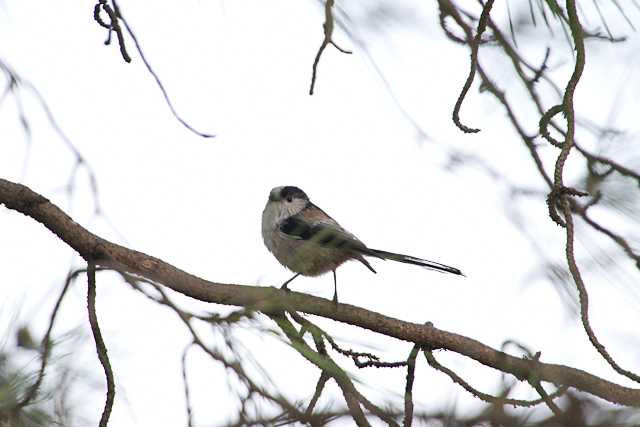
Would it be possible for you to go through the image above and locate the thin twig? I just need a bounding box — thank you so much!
[122,276,307,420]
[577,206,640,268]
[16,269,80,409]
[525,351,565,417]
[451,0,495,133]
[546,0,588,227]
[309,0,352,95]
[110,0,216,139]
[403,345,420,427]
[290,311,405,368]
[181,342,195,427]
[561,202,640,383]
[539,104,565,148]
[423,349,568,408]
[532,381,564,417]
[574,142,640,184]
[286,313,401,426]
[93,0,131,62]
[305,372,330,419]
[271,313,372,427]
[87,262,115,427]
[547,0,640,384]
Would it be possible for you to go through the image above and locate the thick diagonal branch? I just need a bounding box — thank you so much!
[1,178,639,407]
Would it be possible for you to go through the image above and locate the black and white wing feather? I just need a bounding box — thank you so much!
[278,205,463,277]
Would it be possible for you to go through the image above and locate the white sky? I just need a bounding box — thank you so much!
[1,0,640,425]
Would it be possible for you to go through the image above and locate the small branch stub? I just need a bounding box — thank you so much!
[309,0,353,95]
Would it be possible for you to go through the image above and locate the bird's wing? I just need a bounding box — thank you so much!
[278,211,367,252]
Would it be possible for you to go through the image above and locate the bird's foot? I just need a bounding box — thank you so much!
[280,283,291,292]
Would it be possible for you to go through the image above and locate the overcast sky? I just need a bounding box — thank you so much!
[1,0,640,425]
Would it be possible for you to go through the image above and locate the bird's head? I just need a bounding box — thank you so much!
[264,186,310,222]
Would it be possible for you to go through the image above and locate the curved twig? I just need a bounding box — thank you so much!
[424,349,568,408]
[451,0,495,134]
[15,269,80,410]
[93,0,131,63]
[550,0,640,384]
[94,0,216,139]
[87,261,115,427]
[539,104,565,148]
[546,0,588,227]
[561,202,640,383]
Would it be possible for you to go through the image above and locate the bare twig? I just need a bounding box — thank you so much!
[451,0,495,134]
[93,0,131,63]
[15,269,81,410]
[437,1,555,189]
[546,0,588,227]
[328,5,431,141]
[539,104,565,148]
[87,262,115,427]
[271,313,372,426]
[561,202,640,383]
[575,204,640,268]
[574,142,640,184]
[441,3,640,363]
[532,381,564,417]
[531,47,551,84]
[288,312,401,426]
[181,342,195,427]
[544,0,640,384]
[305,372,330,419]
[92,0,216,139]
[403,345,420,427]
[309,0,353,95]
[525,350,565,417]
[0,58,103,214]
[117,13,216,138]
[423,349,568,408]
[121,275,307,421]
[291,311,406,369]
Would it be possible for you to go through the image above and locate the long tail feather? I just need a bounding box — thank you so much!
[367,249,464,276]
[356,255,377,274]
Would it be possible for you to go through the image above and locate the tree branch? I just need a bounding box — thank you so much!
[1,178,639,407]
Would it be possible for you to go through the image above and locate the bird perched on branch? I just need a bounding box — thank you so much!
[261,186,463,304]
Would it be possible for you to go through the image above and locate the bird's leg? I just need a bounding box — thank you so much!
[280,273,300,292]
[332,270,338,305]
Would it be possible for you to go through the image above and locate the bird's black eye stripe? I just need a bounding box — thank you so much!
[280,186,308,202]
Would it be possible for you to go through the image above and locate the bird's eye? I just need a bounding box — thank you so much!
[286,196,293,203]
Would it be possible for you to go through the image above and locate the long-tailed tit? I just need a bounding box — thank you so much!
[262,186,463,303]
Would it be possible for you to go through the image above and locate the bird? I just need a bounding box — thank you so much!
[261,186,463,304]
